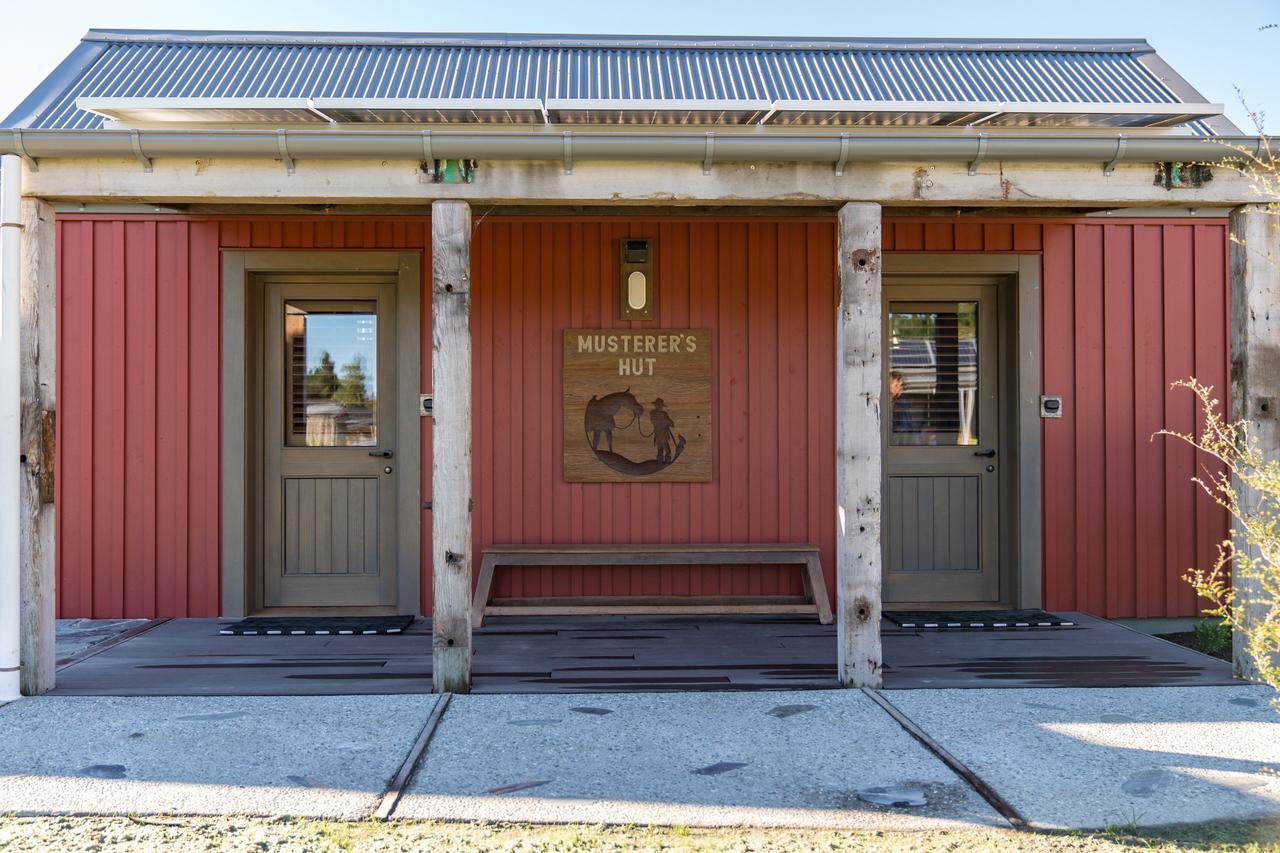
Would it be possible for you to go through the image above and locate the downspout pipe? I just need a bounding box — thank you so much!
[0,154,22,703]
[0,128,1265,167]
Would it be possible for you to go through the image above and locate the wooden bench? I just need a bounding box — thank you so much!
[471,544,833,627]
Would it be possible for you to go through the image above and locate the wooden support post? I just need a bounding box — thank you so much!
[836,202,884,688]
[1228,204,1279,683]
[19,199,56,695]
[431,200,473,693]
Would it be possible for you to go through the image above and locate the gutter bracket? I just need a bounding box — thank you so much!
[1103,134,1128,176]
[11,130,37,172]
[129,129,152,173]
[421,130,435,176]
[277,130,295,175]
[967,132,988,176]
[305,97,338,126]
[563,130,572,175]
[703,131,715,176]
[835,132,850,177]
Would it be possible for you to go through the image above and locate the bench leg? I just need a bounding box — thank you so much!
[805,556,834,625]
[471,555,498,628]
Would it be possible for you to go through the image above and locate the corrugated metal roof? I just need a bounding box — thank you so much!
[7,30,1232,133]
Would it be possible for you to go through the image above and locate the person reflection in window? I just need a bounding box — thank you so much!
[890,370,924,441]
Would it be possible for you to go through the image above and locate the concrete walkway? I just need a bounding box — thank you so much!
[0,685,1274,830]
[0,695,440,818]
[888,685,1280,829]
[395,690,1002,830]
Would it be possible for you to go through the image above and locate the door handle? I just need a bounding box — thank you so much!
[368,449,394,458]
[973,448,996,458]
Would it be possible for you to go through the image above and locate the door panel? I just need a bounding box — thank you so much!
[261,279,398,608]
[887,475,980,573]
[883,284,1000,603]
[282,477,378,576]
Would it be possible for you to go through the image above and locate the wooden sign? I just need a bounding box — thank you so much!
[563,329,712,482]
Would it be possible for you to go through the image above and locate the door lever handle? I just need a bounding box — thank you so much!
[368,449,394,458]
[973,448,996,458]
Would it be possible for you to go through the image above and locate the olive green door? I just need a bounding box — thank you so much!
[261,278,399,608]
[882,284,1000,603]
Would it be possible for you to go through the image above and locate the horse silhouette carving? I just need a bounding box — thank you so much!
[584,389,644,453]
[583,389,686,476]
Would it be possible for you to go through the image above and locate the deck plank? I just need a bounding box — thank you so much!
[48,613,1237,696]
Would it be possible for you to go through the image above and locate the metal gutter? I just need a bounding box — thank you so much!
[0,127,1260,168]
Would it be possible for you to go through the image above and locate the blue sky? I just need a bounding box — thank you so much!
[2,0,1276,131]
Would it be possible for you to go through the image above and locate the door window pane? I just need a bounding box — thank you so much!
[889,302,978,446]
[286,301,378,447]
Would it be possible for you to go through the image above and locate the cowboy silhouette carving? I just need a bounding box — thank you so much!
[583,389,687,476]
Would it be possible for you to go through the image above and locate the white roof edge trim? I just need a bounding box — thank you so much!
[766,100,1224,116]
[79,95,1223,118]
[545,98,775,111]
[77,96,550,116]
[315,97,547,111]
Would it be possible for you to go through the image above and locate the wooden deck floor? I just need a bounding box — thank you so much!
[49,612,1237,696]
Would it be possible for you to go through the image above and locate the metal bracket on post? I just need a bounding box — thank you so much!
[703,131,715,176]
[563,130,573,175]
[276,130,295,175]
[11,130,37,172]
[967,132,988,176]
[129,129,152,173]
[1103,134,1128,176]
[835,132,850,177]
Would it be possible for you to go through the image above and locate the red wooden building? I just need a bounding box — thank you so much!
[2,30,1274,694]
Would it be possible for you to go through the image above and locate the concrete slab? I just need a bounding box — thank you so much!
[885,686,1280,830]
[0,694,439,818]
[56,619,149,663]
[395,690,1004,829]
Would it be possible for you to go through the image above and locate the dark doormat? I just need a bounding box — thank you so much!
[219,616,415,636]
[884,610,1075,630]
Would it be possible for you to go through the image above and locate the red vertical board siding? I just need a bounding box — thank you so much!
[1132,225,1167,617]
[471,219,836,604]
[58,221,95,617]
[885,218,1230,618]
[1102,225,1137,617]
[1072,225,1108,615]
[154,221,190,616]
[1192,224,1230,618]
[56,216,430,618]
[123,221,158,617]
[1040,224,1078,610]
[1161,226,1200,617]
[56,214,1227,620]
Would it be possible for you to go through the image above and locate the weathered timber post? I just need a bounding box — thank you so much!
[835,202,884,688]
[431,200,473,693]
[19,199,56,695]
[1228,204,1279,683]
